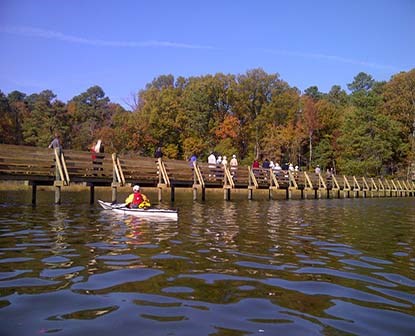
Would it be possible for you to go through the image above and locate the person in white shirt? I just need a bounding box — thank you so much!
[208,152,216,167]
[230,155,238,168]
[229,154,238,179]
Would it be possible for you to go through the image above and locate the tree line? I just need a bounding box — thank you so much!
[1,68,414,177]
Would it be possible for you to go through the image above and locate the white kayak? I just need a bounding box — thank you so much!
[98,200,178,221]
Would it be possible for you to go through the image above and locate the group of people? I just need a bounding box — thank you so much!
[253,159,300,172]
[207,152,238,169]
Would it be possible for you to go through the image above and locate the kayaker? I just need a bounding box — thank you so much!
[125,185,151,208]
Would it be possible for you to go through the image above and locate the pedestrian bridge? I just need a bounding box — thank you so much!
[0,144,414,204]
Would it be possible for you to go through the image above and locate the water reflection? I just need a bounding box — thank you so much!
[0,192,414,335]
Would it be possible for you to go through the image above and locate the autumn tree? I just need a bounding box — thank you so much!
[233,68,282,161]
[381,69,415,164]
[0,91,14,144]
[299,95,320,169]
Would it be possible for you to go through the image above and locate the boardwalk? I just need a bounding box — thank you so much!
[0,144,414,204]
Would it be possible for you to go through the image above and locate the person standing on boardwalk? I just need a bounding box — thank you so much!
[230,155,238,169]
[48,133,62,155]
[208,152,216,168]
[262,158,270,169]
[230,154,238,179]
[90,141,97,162]
[154,146,163,159]
[189,154,197,168]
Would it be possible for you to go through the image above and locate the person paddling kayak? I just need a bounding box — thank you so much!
[125,185,151,209]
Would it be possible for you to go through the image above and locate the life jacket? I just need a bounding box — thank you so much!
[125,192,143,207]
[139,194,151,208]
[131,192,143,205]
[125,192,151,208]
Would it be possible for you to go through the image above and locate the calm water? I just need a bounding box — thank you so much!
[0,189,414,336]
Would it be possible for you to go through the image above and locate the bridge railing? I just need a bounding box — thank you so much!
[61,150,112,181]
[0,144,55,181]
[117,155,159,186]
[162,158,194,186]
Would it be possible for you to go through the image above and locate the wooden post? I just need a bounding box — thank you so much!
[90,184,95,204]
[201,187,206,201]
[193,187,197,200]
[31,182,37,205]
[171,186,175,202]
[158,187,162,202]
[224,188,230,201]
[112,185,117,203]
[55,185,61,204]
[248,187,253,200]
[54,149,61,204]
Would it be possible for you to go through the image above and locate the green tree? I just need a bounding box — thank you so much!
[137,80,182,156]
[304,86,323,100]
[347,72,375,93]
[67,86,111,149]
[327,85,348,106]
[7,90,27,144]
[337,89,401,175]
[21,90,68,147]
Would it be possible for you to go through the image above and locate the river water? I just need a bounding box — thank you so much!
[0,189,414,336]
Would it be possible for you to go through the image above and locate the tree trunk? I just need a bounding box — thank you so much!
[309,131,313,170]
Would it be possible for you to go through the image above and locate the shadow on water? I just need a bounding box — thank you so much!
[0,189,414,335]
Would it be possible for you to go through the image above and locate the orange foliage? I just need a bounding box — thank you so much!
[214,115,240,139]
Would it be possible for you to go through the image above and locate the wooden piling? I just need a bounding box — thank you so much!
[224,187,231,201]
[112,184,118,203]
[31,182,37,205]
[89,184,95,204]
[54,184,61,204]
[248,187,253,200]
[171,186,175,202]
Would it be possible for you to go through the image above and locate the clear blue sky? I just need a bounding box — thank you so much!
[1,0,414,109]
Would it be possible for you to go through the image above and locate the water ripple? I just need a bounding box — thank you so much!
[0,193,414,335]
